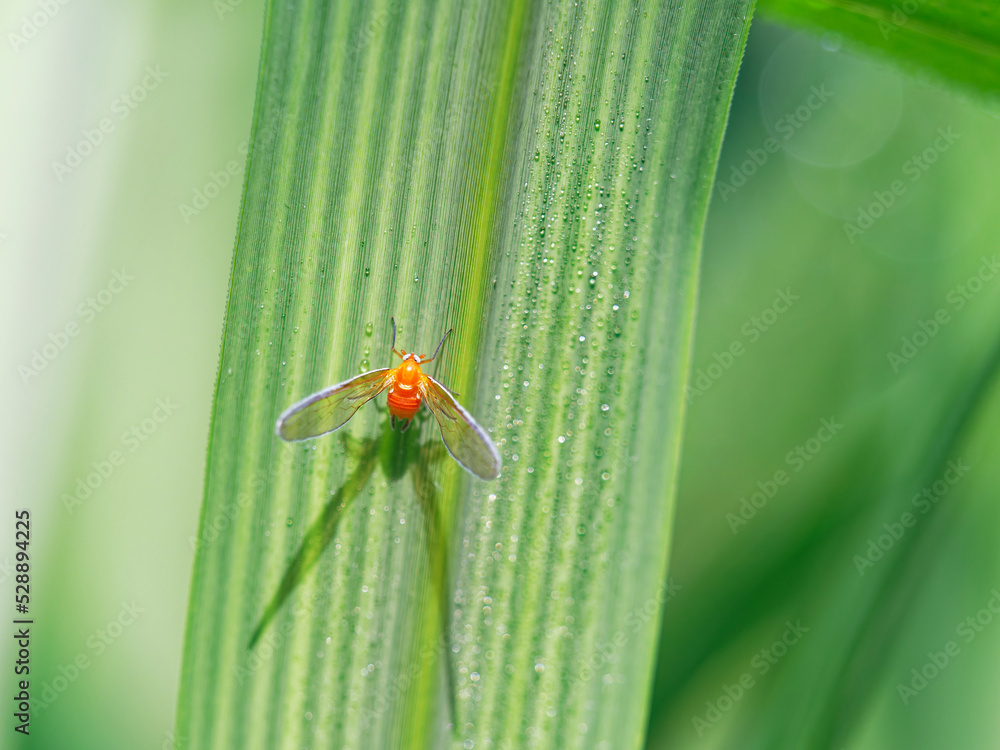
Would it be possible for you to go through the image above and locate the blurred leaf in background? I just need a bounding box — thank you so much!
[757,0,1000,101]
[645,20,1000,750]
[0,0,263,748]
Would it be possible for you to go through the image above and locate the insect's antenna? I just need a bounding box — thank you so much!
[389,317,404,362]
[423,327,453,365]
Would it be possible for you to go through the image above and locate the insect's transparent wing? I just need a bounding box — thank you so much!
[422,375,501,480]
[276,368,391,441]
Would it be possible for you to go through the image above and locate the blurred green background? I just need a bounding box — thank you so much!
[3,2,999,749]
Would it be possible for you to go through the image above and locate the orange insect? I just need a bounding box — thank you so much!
[275,319,501,480]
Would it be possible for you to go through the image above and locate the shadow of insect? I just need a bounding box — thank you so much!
[248,413,459,723]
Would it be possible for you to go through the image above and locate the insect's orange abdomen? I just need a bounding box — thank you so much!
[387,360,424,419]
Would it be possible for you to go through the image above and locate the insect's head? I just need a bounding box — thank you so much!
[392,349,425,363]
[394,355,424,387]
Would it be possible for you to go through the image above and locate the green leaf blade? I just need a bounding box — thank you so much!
[176,1,754,748]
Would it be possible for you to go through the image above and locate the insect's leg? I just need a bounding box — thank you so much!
[390,414,396,430]
[401,418,412,432]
